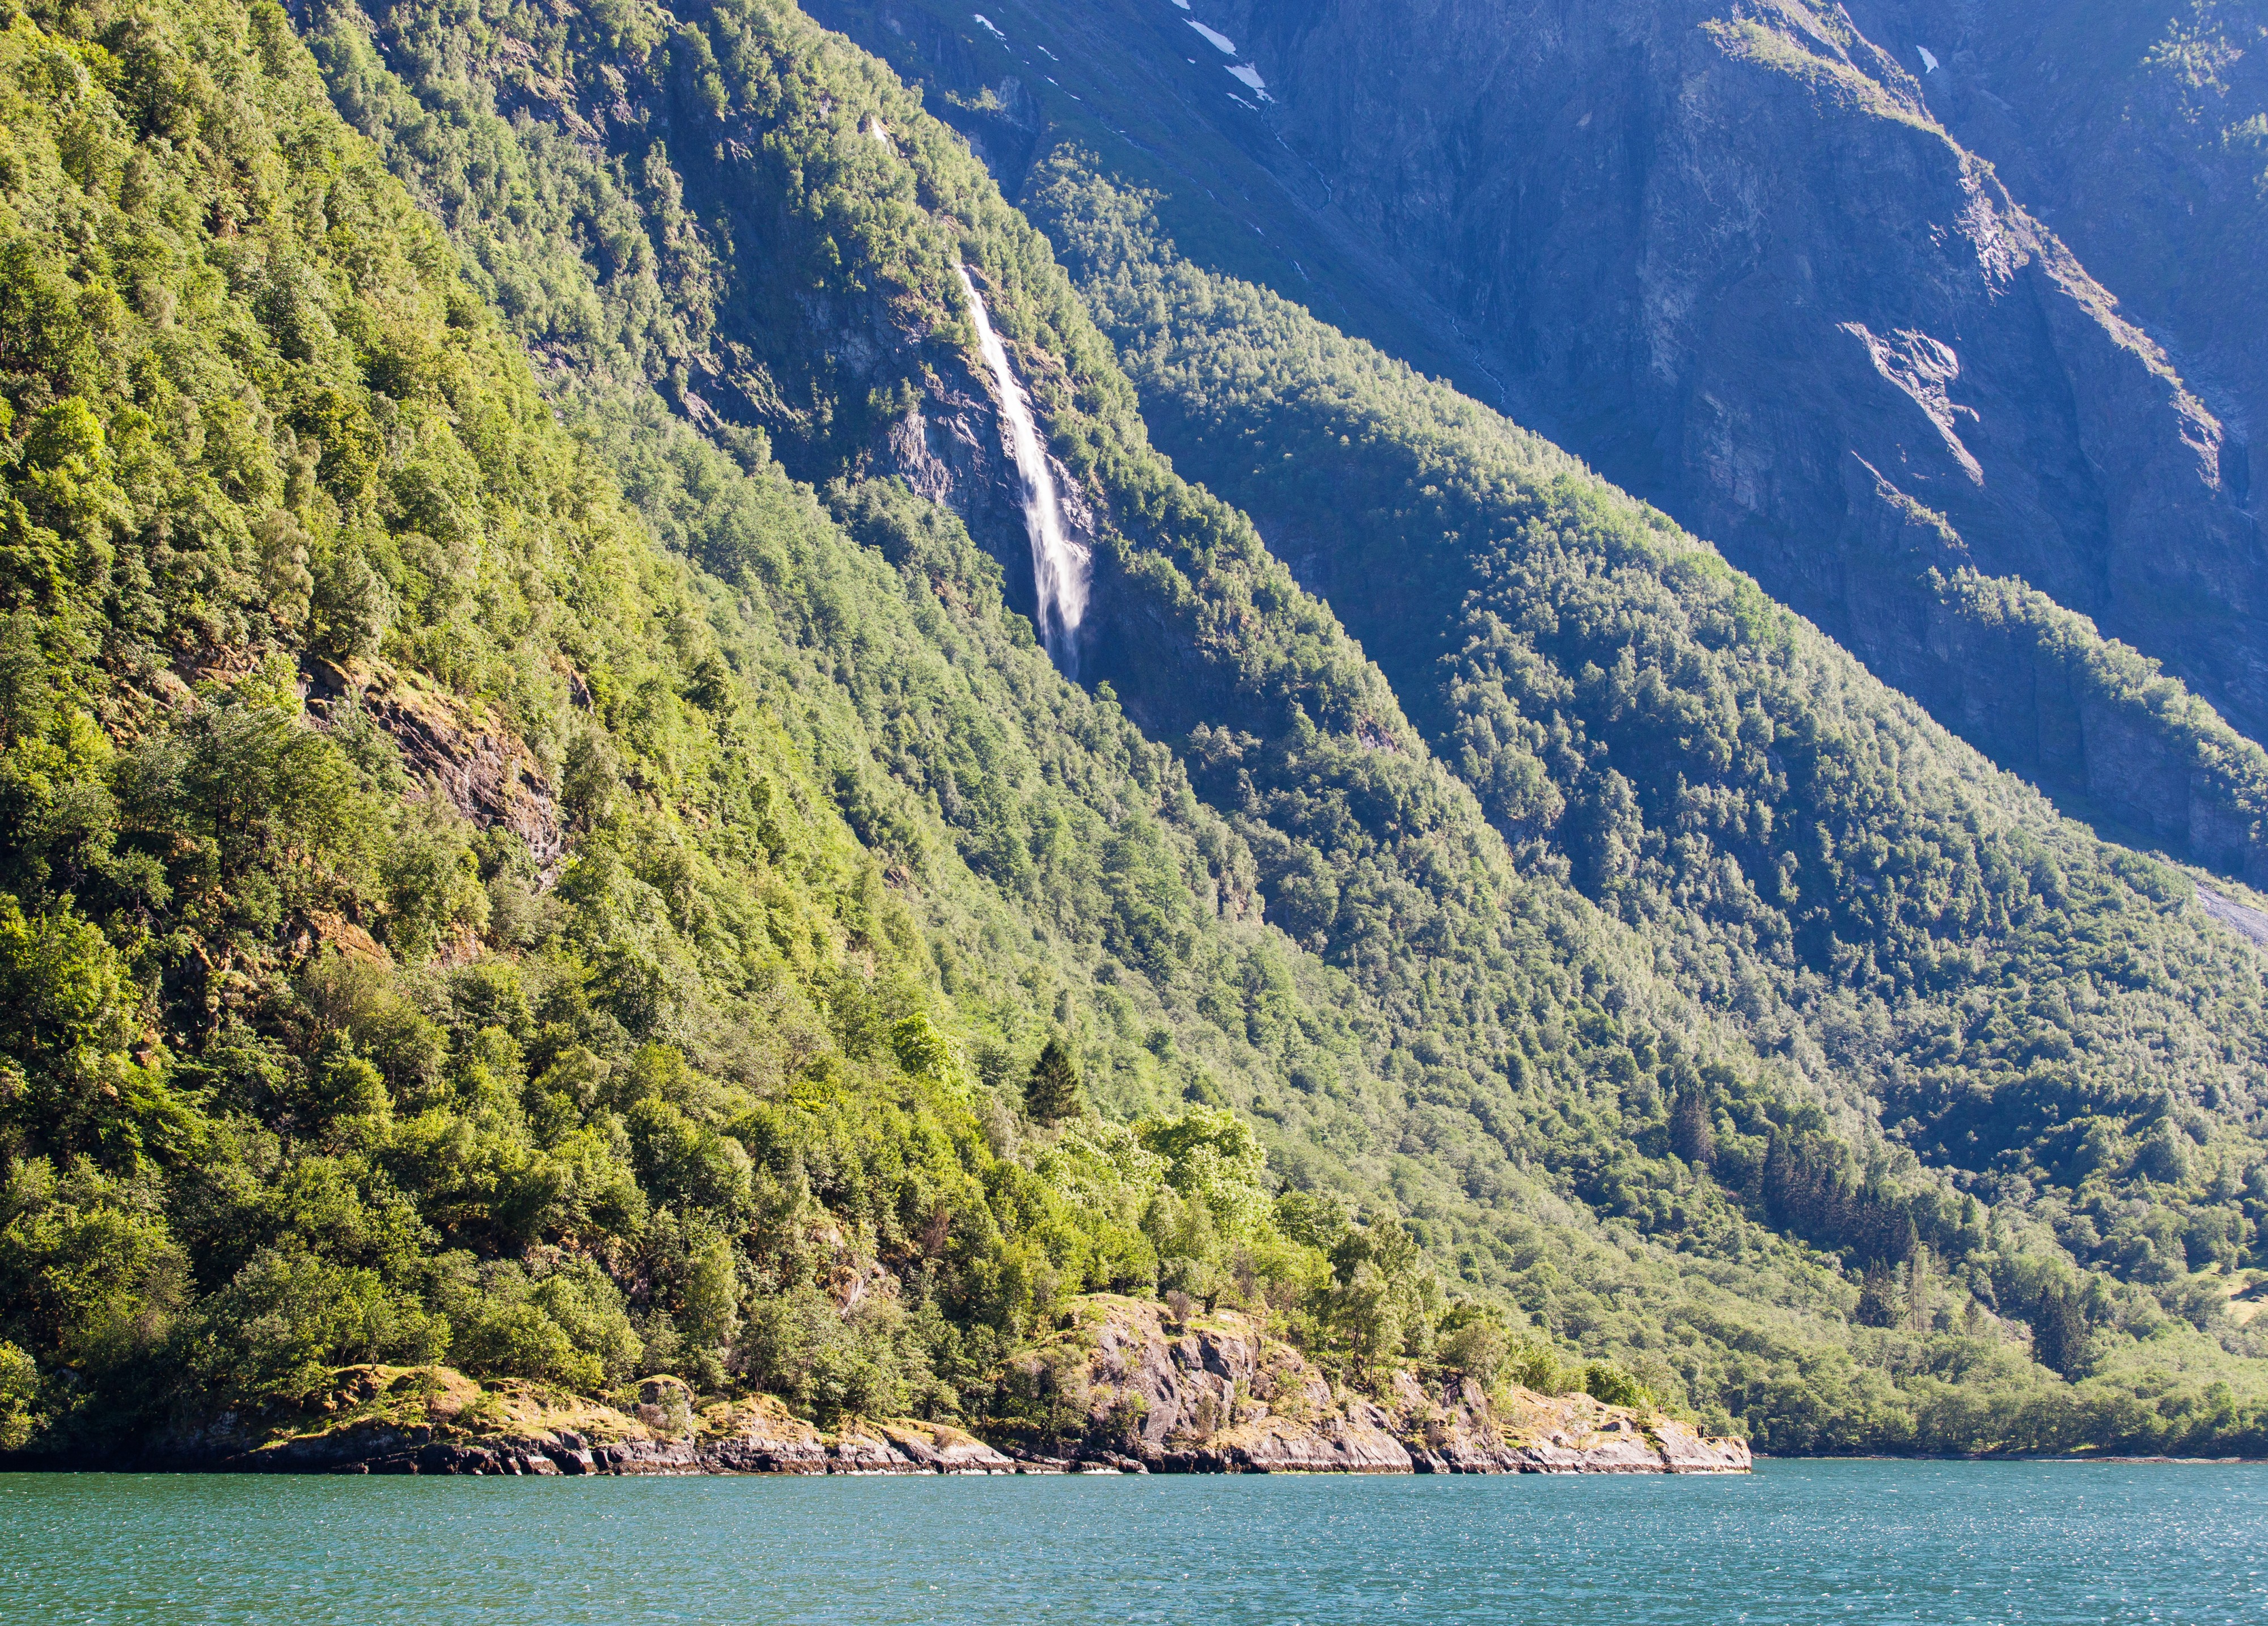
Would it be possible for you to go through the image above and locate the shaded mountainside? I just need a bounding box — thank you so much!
[0,0,2265,1472]
[1869,1,2268,524]
[818,0,2268,887]
[1033,152,2268,1247]
[1209,0,2268,854]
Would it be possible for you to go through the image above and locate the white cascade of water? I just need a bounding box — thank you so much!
[957,266,1090,674]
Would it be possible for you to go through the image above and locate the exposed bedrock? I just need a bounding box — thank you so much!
[990,1297,1751,1475]
[100,1307,1749,1476]
[1205,0,2265,797]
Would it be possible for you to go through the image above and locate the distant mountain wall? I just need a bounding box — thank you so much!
[1189,0,2268,866]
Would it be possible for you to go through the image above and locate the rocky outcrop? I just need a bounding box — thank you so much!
[122,1317,1748,1478]
[308,662,564,880]
[985,1295,1750,1475]
[138,1367,1027,1476]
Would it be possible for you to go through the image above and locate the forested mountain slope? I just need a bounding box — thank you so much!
[0,0,1414,1455]
[1,0,2265,1466]
[817,0,2268,887]
[291,0,1939,1448]
[1034,152,2268,1307]
[297,0,2268,1447]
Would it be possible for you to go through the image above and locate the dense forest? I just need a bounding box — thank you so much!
[0,0,2263,1464]
[1032,153,2268,1257]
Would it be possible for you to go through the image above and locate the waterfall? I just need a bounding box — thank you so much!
[957,266,1090,675]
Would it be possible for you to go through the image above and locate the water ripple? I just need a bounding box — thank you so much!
[2,1460,2262,1624]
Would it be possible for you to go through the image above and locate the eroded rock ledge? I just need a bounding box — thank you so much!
[132,1299,1748,1477]
[986,1297,1749,1476]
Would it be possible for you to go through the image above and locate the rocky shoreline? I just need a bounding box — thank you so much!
[101,1297,1747,1479]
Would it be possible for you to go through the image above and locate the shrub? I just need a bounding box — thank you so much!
[188,1246,439,1395]
[735,1281,925,1426]
[1579,1359,1651,1410]
[437,1256,642,1392]
[0,1340,41,1450]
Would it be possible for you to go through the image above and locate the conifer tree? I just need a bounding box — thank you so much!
[1854,1264,1898,1328]
[1024,1038,1084,1123]
[1669,1086,1714,1167]
[2031,1288,2089,1378]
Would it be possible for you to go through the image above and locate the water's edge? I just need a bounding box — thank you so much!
[5,1423,1751,1479]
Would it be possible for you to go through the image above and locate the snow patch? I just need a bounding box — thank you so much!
[1226,62,1270,99]
[1917,45,1938,73]
[1171,0,1190,10]
[1186,19,1236,53]
[1036,44,1057,60]
[972,13,1006,42]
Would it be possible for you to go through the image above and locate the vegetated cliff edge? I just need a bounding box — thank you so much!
[117,1297,1751,1475]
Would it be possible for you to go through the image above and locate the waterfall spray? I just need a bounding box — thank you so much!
[957,266,1090,675]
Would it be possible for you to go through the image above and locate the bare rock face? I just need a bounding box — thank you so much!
[991,1295,1749,1475]
[310,662,562,879]
[1870,0,2268,535]
[874,329,1106,675]
[1203,0,2265,805]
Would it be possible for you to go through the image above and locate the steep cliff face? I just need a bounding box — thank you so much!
[1213,0,2261,736]
[1855,1,2268,515]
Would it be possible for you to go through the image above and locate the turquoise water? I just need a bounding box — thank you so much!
[1,1461,2261,1623]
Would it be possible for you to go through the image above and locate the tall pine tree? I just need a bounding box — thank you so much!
[1024,1039,1084,1123]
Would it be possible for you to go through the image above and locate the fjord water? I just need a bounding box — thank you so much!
[3,1462,2261,1624]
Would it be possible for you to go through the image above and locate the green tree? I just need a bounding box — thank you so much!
[0,1340,38,1449]
[1024,1039,1084,1124]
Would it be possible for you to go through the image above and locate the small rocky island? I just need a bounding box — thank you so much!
[156,1297,1749,1477]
